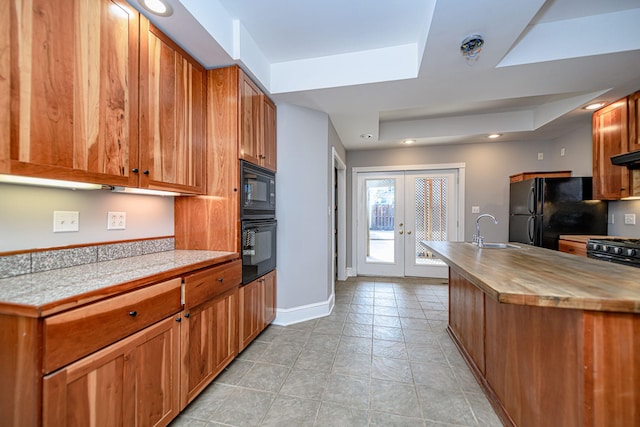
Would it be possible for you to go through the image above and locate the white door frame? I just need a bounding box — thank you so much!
[332,148,347,288]
[351,163,465,277]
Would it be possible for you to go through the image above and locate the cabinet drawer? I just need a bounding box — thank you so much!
[43,278,182,374]
[558,240,587,257]
[184,260,241,308]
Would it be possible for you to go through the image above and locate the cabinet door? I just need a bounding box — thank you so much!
[43,315,181,427]
[448,268,485,373]
[180,287,238,409]
[239,278,264,351]
[262,95,277,171]
[239,71,262,166]
[5,0,139,187]
[139,20,205,194]
[629,91,640,153]
[593,99,630,199]
[263,270,277,325]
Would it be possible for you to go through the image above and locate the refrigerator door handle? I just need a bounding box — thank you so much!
[527,185,535,214]
[527,216,534,243]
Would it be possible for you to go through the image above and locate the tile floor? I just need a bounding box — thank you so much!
[170,276,502,427]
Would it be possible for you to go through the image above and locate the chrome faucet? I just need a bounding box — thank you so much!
[474,214,498,248]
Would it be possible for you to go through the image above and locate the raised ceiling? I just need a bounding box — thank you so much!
[129,0,640,150]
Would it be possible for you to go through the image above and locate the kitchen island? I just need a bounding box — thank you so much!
[423,241,640,427]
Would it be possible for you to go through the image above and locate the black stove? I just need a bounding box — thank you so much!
[586,238,640,268]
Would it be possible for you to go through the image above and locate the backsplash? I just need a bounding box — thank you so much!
[608,200,640,238]
[0,237,174,279]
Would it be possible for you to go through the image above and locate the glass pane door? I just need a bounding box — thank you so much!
[357,172,404,276]
[404,171,458,278]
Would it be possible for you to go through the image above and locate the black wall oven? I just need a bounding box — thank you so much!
[241,160,276,284]
[241,219,277,284]
[241,161,276,219]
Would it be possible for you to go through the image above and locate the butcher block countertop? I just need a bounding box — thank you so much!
[423,241,640,314]
[0,250,238,317]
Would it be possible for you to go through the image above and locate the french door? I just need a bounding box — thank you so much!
[356,169,459,278]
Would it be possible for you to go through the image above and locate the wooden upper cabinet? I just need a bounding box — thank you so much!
[4,0,139,186]
[139,20,206,194]
[262,95,277,171]
[239,72,262,166]
[238,68,277,171]
[628,91,640,152]
[592,98,630,200]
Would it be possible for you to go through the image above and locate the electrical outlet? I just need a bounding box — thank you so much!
[53,211,79,232]
[560,148,566,156]
[609,213,615,225]
[537,152,544,160]
[107,212,126,230]
[471,206,480,214]
[624,213,636,225]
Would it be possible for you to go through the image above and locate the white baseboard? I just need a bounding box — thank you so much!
[272,293,335,326]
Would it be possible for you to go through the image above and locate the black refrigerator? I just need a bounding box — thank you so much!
[508,177,608,250]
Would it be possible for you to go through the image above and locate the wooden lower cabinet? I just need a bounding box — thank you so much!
[180,286,238,408]
[42,315,181,427]
[239,277,264,351]
[239,270,277,352]
[263,270,277,325]
[448,269,484,373]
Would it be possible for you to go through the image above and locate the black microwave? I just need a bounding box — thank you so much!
[240,161,276,219]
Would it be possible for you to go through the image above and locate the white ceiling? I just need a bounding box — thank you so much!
[130,0,640,150]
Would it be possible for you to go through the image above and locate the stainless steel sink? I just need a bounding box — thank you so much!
[479,242,520,249]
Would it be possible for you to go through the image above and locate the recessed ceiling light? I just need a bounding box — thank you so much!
[359,133,373,140]
[402,139,415,145]
[141,0,173,16]
[584,102,606,110]
[488,133,502,139]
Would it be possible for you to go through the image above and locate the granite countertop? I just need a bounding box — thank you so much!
[423,241,640,314]
[0,250,238,317]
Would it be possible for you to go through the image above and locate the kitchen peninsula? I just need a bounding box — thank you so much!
[423,241,640,427]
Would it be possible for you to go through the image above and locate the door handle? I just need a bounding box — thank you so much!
[399,223,404,227]
[399,230,404,235]
[407,230,412,235]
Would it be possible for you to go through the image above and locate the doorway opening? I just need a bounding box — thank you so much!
[331,148,347,293]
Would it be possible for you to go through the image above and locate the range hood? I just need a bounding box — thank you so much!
[611,150,640,169]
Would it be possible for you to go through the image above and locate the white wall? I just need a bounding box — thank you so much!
[0,184,174,252]
[276,104,331,312]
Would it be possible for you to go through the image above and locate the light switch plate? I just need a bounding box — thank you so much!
[53,211,79,233]
[472,206,480,214]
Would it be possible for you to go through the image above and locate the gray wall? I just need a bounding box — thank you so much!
[0,183,174,252]
[276,103,331,309]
